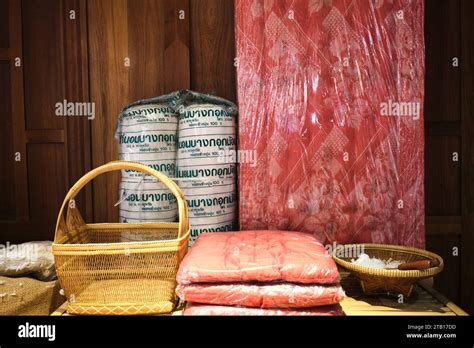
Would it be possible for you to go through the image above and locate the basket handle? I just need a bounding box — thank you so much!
[54,160,189,241]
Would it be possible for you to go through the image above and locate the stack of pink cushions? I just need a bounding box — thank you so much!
[176,231,345,315]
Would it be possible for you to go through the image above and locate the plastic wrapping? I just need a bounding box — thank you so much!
[175,91,238,245]
[176,231,340,284]
[115,91,183,226]
[177,283,344,308]
[183,303,345,316]
[115,90,238,244]
[235,0,425,247]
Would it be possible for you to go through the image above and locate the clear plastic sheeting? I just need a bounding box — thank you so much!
[235,0,425,247]
[115,90,238,244]
[115,91,182,226]
[183,303,345,316]
[176,231,340,284]
[175,91,238,245]
[177,283,345,308]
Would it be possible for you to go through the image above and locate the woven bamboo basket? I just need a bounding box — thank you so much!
[332,244,443,297]
[52,161,189,315]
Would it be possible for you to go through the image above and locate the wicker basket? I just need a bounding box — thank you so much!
[332,244,443,297]
[52,161,189,315]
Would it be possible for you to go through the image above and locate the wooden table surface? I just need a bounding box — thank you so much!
[51,273,469,316]
[339,272,468,316]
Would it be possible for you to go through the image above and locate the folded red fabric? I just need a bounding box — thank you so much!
[183,303,345,316]
[176,231,340,285]
[177,283,344,308]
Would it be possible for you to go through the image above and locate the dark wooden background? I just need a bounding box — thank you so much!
[1,0,473,313]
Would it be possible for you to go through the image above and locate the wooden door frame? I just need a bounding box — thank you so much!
[460,0,474,315]
[1,0,92,242]
[9,0,28,222]
[63,0,93,223]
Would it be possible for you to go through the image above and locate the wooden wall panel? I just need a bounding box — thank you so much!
[88,0,129,223]
[0,61,15,219]
[27,144,68,236]
[22,0,65,130]
[425,136,461,216]
[426,234,461,303]
[460,0,474,315]
[1,0,91,242]
[64,0,93,222]
[87,0,239,221]
[128,0,165,99]
[88,0,191,222]
[424,0,467,311]
[7,0,28,223]
[20,0,69,239]
[425,0,460,123]
[0,0,9,48]
[190,0,236,101]
[163,0,190,92]
[128,0,190,99]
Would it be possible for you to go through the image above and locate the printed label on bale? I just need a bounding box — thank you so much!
[118,131,177,154]
[120,161,176,181]
[119,104,178,129]
[178,104,235,131]
[176,164,236,179]
[177,134,236,158]
[119,152,176,181]
[120,192,177,208]
[119,181,178,222]
[119,209,178,222]
[186,193,237,218]
[179,177,236,190]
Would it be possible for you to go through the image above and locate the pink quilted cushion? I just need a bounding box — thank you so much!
[177,231,340,284]
[184,303,345,316]
[177,283,344,308]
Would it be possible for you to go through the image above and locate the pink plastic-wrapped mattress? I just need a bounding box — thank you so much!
[177,283,344,308]
[176,231,340,285]
[235,0,425,247]
[184,303,344,316]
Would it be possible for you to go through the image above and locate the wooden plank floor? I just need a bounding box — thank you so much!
[340,272,468,316]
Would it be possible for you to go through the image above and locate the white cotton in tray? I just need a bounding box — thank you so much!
[351,253,403,269]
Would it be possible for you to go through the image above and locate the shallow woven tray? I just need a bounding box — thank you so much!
[333,244,444,297]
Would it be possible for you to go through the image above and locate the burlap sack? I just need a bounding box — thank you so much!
[0,276,65,315]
